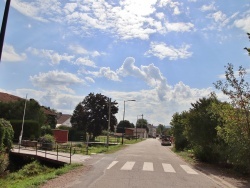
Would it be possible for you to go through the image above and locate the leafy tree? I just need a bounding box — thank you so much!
[71,93,118,140]
[214,63,250,136]
[185,96,222,162]
[0,118,14,176]
[41,124,52,136]
[156,124,165,135]
[244,32,250,55]
[117,120,134,133]
[0,99,46,126]
[136,119,149,132]
[214,63,250,172]
[0,118,14,152]
[170,112,189,151]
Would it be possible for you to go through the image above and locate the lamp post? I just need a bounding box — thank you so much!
[122,99,136,144]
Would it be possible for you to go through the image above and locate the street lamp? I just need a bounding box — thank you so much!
[122,100,136,144]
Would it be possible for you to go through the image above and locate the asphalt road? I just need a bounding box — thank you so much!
[66,139,235,188]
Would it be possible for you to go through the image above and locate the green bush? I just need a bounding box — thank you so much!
[0,118,14,152]
[0,153,9,176]
[8,161,52,180]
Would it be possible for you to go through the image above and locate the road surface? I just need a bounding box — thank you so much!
[64,139,235,188]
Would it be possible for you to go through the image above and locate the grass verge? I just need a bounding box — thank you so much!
[1,161,82,188]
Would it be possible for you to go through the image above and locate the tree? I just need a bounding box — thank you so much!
[170,112,189,151]
[185,96,222,162]
[71,93,118,140]
[156,124,165,135]
[136,119,149,132]
[244,33,250,55]
[0,118,14,176]
[0,99,46,126]
[117,120,134,133]
[214,63,250,136]
[214,63,250,172]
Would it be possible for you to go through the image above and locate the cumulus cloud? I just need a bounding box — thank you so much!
[27,47,74,65]
[209,11,227,22]
[69,45,102,57]
[11,0,193,40]
[165,22,194,32]
[30,70,84,93]
[117,57,171,100]
[145,42,192,60]
[11,0,62,22]
[200,3,216,12]
[2,44,26,62]
[88,67,120,81]
[234,13,250,32]
[74,58,96,67]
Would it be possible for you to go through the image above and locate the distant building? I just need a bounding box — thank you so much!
[147,124,156,137]
[125,128,147,138]
[56,113,72,127]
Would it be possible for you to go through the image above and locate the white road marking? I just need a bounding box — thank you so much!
[121,161,135,170]
[107,161,118,169]
[143,162,154,171]
[162,163,176,173]
[180,165,198,174]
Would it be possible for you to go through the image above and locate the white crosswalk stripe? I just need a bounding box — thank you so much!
[107,161,118,169]
[106,161,198,175]
[162,163,176,173]
[121,161,135,170]
[180,165,198,174]
[143,162,154,171]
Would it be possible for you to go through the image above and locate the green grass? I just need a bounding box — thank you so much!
[171,148,197,164]
[0,161,82,188]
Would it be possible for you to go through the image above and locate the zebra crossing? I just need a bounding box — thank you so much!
[106,161,198,175]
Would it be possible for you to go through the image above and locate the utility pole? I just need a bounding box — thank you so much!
[0,0,11,61]
[19,94,27,145]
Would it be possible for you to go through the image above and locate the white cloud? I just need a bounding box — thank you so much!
[27,47,74,65]
[200,3,216,12]
[234,13,250,32]
[11,0,62,22]
[165,22,194,32]
[158,0,181,15]
[74,58,96,67]
[69,45,102,57]
[210,11,227,22]
[145,42,192,60]
[30,70,84,93]
[117,57,171,100]
[88,67,121,81]
[2,44,26,62]
[10,0,194,40]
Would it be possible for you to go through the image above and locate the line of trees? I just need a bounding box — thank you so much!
[171,64,250,174]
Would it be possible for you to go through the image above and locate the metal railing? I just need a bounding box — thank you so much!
[12,141,88,164]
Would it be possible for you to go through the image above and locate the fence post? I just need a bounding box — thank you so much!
[57,144,58,161]
[70,145,72,164]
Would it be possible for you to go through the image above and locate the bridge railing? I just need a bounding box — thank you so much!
[13,141,89,164]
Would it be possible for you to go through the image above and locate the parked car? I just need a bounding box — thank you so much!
[161,138,171,146]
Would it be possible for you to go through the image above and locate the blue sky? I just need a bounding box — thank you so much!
[0,0,249,126]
